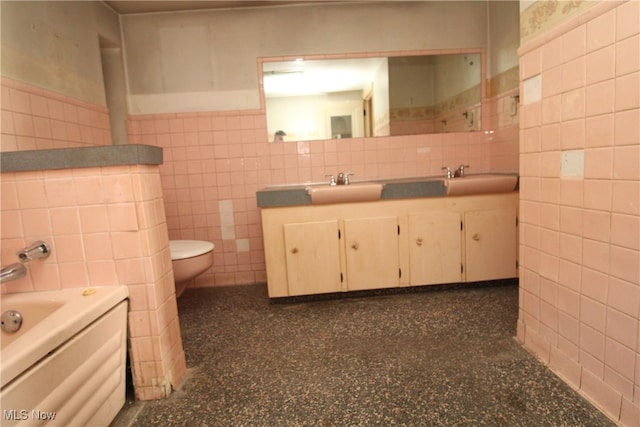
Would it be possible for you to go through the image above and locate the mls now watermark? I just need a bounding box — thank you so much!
[4,409,57,421]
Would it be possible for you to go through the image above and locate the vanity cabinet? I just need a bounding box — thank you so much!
[261,192,518,298]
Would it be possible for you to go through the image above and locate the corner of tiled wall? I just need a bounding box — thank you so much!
[517,1,639,425]
[0,162,187,401]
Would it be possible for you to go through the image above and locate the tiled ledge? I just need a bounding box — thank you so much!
[0,144,163,172]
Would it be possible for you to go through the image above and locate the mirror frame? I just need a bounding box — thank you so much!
[258,48,486,143]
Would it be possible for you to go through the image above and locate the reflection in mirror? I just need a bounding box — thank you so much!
[262,51,482,143]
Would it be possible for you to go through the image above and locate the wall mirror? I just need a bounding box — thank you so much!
[262,50,483,143]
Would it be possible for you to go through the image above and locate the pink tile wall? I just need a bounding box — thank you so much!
[127,89,518,289]
[0,77,112,151]
[0,165,186,401]
[517,1,639,425]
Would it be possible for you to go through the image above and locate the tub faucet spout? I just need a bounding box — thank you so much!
[336,172,354,185]
[0,263,27,283]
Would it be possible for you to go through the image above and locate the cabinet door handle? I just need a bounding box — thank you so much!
[416,237,423,246]
[351,242,359,250]
[472,233,480,241]
[291,248,299,254]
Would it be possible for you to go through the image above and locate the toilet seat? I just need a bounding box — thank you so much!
[169,240,215,260]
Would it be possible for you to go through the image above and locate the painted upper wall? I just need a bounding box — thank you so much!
[519,0,596,43]
[0,1,520,118]
[0,1,121,106]
[488,0,520,76]
[121,1,499,114]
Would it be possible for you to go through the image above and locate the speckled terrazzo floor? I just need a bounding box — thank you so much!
[111,282,615,427]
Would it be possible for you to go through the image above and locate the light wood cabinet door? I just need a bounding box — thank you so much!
[262,192,518,297]
[284,220,342,296]
[464,208,517,282]
[408,212,463,285]
[343,216,400,291]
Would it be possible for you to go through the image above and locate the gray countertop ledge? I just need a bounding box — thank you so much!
[0,144,163,173]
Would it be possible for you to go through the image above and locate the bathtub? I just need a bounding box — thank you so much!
[0,286,129,426]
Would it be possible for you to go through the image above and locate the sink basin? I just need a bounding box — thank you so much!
[307,182,384,204]
[444,174,518,196]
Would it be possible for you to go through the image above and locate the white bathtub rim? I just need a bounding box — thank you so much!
[0,285,129,388]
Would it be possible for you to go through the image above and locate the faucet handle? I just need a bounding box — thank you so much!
[455,164,470,177]
[344,173,355,185]
[441,166,453,179]
[324,174,336,186]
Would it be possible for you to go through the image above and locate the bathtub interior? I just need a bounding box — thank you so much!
[1,301,64,349]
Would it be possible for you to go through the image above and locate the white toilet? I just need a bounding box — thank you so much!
[169,240,215,297]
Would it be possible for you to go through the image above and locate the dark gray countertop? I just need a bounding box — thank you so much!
[256,186,313,207]
[382,177,448,200]
[0,144,163,172]
[256,176,448,208]
[256,174,519,208]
